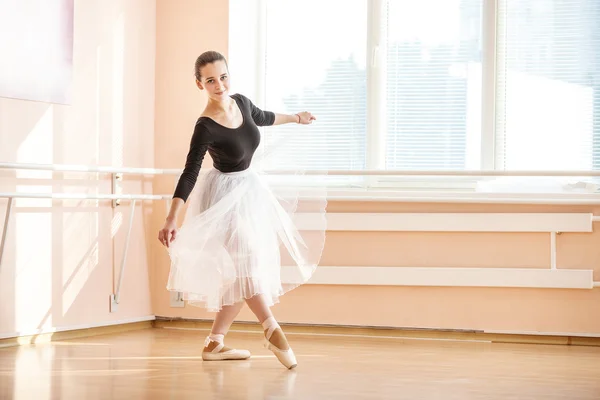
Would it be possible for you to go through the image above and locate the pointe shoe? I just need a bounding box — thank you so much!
[263,319,297,369]
[202,337,251,361]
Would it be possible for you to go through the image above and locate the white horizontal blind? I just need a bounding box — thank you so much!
[495,0,600,171]
[260,0,368,178]
[385,0,484,171]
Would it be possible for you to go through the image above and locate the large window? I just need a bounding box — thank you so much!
[229,0,600,188]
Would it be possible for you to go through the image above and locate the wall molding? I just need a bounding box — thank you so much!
[294,212,594,232]
[282,266,595,289]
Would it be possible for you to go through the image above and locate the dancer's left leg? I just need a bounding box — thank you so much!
[202,300,250,361]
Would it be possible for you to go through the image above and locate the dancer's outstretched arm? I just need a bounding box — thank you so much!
[273,111,316,126]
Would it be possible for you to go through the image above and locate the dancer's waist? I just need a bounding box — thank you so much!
[213,167,253,177]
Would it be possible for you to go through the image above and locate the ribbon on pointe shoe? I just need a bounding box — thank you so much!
[262,317,297,369]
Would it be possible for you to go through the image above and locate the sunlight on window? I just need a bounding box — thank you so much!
[503,72,593,170]
[496,0,599,171]
[385,0,483,170]
[264,0,366,105]
[388,0,462,44]
[231,0,600,188]
[262,0,368,176]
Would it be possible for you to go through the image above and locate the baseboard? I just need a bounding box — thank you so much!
[0,316,155,348]
[295,212,593,232]
[3,315,598,348]
[153,317,600,347]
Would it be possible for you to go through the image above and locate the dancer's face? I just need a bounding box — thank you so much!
[196,60,230,101]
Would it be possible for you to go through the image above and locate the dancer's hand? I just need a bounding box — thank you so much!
[296,111,316,125]
[158,219,178,248]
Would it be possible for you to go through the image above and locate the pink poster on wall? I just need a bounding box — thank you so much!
[0,0,74,104]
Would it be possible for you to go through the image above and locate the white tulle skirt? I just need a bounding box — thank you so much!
[166,167,327,312]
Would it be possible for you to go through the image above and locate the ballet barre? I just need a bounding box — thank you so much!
[0,192,167,313]
[3,162,600,312]
[0,162,180,175]
[5,161,600,176]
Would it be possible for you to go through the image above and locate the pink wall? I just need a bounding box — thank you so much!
[2,0,598,340]
[151,0,228,313]
[154,201,600,335]
[151,1,600,336]
[0,0,156,338]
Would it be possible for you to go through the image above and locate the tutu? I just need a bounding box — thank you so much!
[166,166,327,312]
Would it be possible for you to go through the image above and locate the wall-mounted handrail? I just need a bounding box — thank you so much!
[2,191,600,205]
[0,191,166,313]
[0,162,180,175]
[0,192,169,200]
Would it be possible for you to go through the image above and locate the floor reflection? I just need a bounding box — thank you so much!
[2,328,600,400]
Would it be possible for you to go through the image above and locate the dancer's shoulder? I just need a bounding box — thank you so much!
[190,118,214,143]
[231,92,245,101]
[230,92,254,107]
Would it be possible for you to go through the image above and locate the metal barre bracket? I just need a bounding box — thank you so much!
[112,173,123,208]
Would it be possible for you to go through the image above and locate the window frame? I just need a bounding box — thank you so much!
[367,0,498,190]
[243,0,597,195]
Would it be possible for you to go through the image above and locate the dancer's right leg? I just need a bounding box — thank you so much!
[245,294,289,350]
[245,294,297,369]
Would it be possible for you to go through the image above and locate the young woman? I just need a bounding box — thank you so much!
[158,51,327,369]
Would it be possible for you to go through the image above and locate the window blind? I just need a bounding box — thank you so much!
[385,0,484,171]
[260,0,368,175]
[495,0,600,171]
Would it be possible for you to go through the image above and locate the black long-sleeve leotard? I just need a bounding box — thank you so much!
[172,93,275,202]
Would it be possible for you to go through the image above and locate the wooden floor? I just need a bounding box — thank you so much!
[1,327,600,400]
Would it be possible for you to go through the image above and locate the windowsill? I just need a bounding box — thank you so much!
[272,176,600,204]
[274,186,600,204]
[320,189,600,204]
